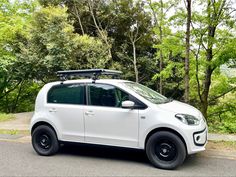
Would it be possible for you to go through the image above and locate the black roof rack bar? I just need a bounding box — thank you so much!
[57,69,122,81]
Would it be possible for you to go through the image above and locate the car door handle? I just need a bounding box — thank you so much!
[49,108,57,113]
[85,111,94,116]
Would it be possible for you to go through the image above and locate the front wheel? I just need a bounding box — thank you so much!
[146,131,186,170]
[32,125,59,156]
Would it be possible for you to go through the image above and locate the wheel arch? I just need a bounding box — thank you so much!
[144,127,187,152]
[31,121,59,139]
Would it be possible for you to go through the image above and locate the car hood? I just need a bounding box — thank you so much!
[156,100,202,118]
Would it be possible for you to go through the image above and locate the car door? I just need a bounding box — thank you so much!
[84,83,139,148]
[46,83,85,142]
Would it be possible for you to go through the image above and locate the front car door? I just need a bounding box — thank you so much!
[84,83,140,148]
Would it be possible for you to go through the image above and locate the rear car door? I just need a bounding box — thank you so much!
[46,83,85,142]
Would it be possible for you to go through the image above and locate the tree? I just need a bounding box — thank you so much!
[20,6,110,81]
[190,0,236,118]
[0,0,37,112]
[20,6,78,80]
[87,0,113,61]
[39,0,154,84]
[184,0,191,103]
[148,0,179,93]
[122,0,151,83]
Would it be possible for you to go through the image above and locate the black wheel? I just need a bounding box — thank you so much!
[146,131,186,170]
[32,125,59,156]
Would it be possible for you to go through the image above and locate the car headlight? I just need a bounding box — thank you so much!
[175,114,200,125]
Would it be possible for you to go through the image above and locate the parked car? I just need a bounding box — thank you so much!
[30,69,207,170]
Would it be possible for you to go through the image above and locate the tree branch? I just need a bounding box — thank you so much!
[209,86,236,103]
[73,0,85,35]
[0,80,22,100]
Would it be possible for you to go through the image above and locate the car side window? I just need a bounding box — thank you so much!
[47,84,85,105]
[88,84,129,107]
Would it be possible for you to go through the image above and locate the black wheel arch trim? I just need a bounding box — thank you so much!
[31,121,59,139]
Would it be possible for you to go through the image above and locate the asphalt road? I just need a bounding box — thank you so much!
[0,141,236,177]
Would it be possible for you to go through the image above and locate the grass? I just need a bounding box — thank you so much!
[0,129,30,135]
[0,113,15,122]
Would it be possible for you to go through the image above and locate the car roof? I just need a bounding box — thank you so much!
[47,79,131,86]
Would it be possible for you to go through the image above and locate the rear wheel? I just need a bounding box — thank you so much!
[32,125,59,156]
[146,131,186,170]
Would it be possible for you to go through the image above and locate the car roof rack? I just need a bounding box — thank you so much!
[57,69,122,82]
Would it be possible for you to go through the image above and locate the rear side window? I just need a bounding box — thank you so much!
[47,84,85,105]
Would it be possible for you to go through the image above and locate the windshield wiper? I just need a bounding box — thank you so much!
[167,98,173,102]
[158,98,173,104]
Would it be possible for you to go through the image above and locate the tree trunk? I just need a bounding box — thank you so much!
[73,0,85,35]
[201,66,213,118]
[201,24,216,119]
[184,0,191,103]
[159,45,163,94]
[132,41,139,83]
[159,21,163,94]
[88,0,112,61]
[199,0,222,119]
[159,0,164,94]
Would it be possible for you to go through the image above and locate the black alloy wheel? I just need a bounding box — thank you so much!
[146,131,186,170]
[155,139,177,162]
[32,125,59,156]
[37,133,51,149]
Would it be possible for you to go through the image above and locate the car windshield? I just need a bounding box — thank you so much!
[123,82,171,104]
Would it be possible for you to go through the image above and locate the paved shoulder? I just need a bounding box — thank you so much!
[0,141,236,176]
[0,112,33,131]
[208,133,236,141]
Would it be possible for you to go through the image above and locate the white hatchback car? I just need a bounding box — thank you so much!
[30,69,207,169]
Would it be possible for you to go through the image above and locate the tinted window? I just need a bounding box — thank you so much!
[48,84,85,105]
[88,84,129,107]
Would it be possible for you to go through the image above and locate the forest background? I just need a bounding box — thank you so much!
[1,0,236,133]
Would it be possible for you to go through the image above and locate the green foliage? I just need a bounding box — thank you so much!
[0,0,236,134]
[0,113,14,122]
[0,81,42,113]
[20,6,110,80]
[215,39,236,67]
[20,6,78,79]
[0,0,37,112]
[208,91,236,133]
[72,35,110,69]
[1,4,110,112]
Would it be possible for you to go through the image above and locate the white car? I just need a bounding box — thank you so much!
[30,69,207,170]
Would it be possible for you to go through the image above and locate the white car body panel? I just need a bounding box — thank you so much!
[84,106,139,148]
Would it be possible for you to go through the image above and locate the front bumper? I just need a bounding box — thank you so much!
[184,119,208,155]
[193,127,207,146]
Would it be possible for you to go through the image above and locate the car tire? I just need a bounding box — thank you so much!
[32,125,59,156]
[146,131,186,170]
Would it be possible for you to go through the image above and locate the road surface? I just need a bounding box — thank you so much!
[0,141,236,176]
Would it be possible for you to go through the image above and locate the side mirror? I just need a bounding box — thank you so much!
[121,100,135,109]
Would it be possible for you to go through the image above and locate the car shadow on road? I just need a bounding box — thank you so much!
[58,143,150,165]
[57,142,200,169]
